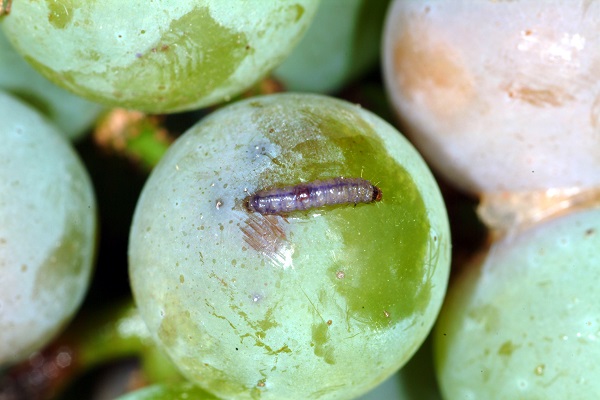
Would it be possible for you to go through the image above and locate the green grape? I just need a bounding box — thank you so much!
[0,29,103,140]
[273,0,389,93]
[116,382,220,400]
[358,334,442,400]
[0,91,97,366]
[0,1,319,113]
[435,208,600,399]
[129,93,450,399]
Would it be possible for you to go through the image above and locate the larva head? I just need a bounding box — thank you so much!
[373,185,383,202]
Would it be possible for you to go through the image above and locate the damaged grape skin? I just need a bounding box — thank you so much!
[128,93,451,399]
[0,1,319,113]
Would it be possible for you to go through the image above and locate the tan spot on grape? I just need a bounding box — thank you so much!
[392,16,474,118]
[502,81,574,107]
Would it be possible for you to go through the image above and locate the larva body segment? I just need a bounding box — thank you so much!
[244,177,382,215]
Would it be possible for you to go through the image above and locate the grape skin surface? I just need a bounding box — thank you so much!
[382,0,600,194]
[0,0,319,113]
[435,207,600,399]
[128,93,450,399]
[273,0,389,93]
[0,30,102,140]
[0,92,97,366]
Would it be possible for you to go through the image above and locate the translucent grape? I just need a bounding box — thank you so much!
[435,207,600,398]
[129,93,450,399]
[0,92,97,366]
[1,1,319,113]
[273,0,389,93]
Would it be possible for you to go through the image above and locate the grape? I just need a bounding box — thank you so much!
[435,207,600,398]
[272,0,389,93]
[358,335,442,400]
[128,93,450,399]
[0,29,103,140]
[382,0,600,194]
[0,1,319,113]
[116,382,220,400]
[0,91,97,366]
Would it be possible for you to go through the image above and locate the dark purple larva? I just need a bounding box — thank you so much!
[244,177,382,215]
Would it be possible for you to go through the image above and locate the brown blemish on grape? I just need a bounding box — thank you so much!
[502,81,574,107]
[240,214,291,269]
[335,270,345,279]
[392,16,474,118]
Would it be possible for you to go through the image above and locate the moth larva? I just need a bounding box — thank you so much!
[244,177,382,215]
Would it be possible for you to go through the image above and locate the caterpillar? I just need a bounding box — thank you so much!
[244,177,382,215]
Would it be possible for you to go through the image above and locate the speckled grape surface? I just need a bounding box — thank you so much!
[435,207,600,399]
[0,92,97,366]
[129,93,450,399]
[382,0,600,194]
[1,0,319,113]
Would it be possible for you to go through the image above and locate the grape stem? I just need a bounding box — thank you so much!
[0,0,11,16]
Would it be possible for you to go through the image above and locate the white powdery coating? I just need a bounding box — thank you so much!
[383,0,600,193]
[0,93,96,365]
[435,207,600,399]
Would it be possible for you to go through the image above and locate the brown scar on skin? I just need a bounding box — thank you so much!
[502,81,575,107]
[393,18,474,117]
[240,213,290,267]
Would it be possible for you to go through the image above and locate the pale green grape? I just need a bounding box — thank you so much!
[0,91,97,366]
[0,29,102,140]
[129,93,450,399]
[362,335,442,400]
[273,0,389,93]
[116,382,219,400]
[0,1,319,113]
[435,207,600,399]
